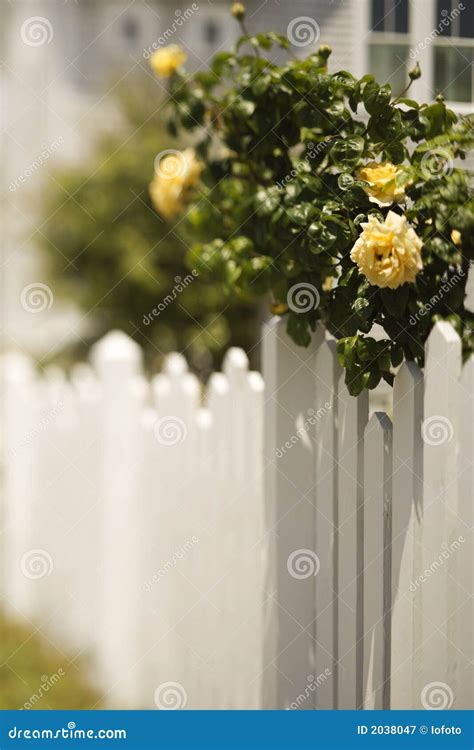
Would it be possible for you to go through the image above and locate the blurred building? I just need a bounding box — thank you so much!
[0,0,472,357]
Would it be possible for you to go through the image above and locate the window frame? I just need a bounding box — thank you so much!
[366,0,473,108]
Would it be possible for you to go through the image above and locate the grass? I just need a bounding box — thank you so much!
[0,612,101,709]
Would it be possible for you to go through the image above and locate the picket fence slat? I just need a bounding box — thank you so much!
[363,413,393,710]
[0,320,471,711]
[420,322,461,707]
[262,317,324,710]
[390,362,424,709]
[456,357,473,709]
[337,378,368,710]
[313,337,340,709]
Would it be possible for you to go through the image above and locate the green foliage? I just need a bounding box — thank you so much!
[0,614,100,709]
[161,28,474,394]
[38,83,260,374]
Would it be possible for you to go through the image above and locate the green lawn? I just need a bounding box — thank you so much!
[0,612,101,709]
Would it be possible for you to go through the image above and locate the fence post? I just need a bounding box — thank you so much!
[390,362,423,709]
[363,412,393,709]
[337,379,368,709]
[420,322,461,708]
[262,317,323,709]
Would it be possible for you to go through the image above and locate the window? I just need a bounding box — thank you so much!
[368,0,410,95]
[433,1,474,102]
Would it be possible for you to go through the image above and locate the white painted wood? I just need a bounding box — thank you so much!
[454,357,473,709]
[261,317,323,710]
[217,348,253,709]
[337,378,368,709]
[91,331,147,707]
[390,362,423,709]
[1,352,39,621]
[68,364,102,658]
[420,322,461,708]
[363,412,392,710]
[242,370,266,709]
[0,320,468,712]
[313,337,341,709]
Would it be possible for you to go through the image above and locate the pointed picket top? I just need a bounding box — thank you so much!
[364,412,393,467]
[425,321,461,365]
[207,371,229,400]
[365,410,392,434]
[0,351,35,383]
[394,360,423,405]
[223,347,249,385]
[314,337,340,393]
[163,352,188,379]
[91,330,142,366]
[247,371,265,395]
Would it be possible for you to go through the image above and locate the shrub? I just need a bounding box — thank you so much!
[150,9,473,394]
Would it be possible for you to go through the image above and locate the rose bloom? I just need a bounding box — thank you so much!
[150,45,187,77]
[350,211,423,289]
[357,161,407,206]
[149,148,202,221]
[451,229,461,245]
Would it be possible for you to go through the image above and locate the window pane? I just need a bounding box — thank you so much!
[460,2,474,38]
[437,0,453,36]
[434,45,473,102]
[395,0,409,33]
[369,43,410,95]
[372,0,385,31]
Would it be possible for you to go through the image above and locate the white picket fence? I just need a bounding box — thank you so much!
[262,318,472,711]
[0,320,472,710]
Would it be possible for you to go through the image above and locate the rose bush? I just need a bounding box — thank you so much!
[150,8,473,394]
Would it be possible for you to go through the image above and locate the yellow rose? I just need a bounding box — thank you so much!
[451,229,461,246]
[150,45,187,78]
[357,161,407,206]
[149,148,203,221]
[350,211,423,289]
